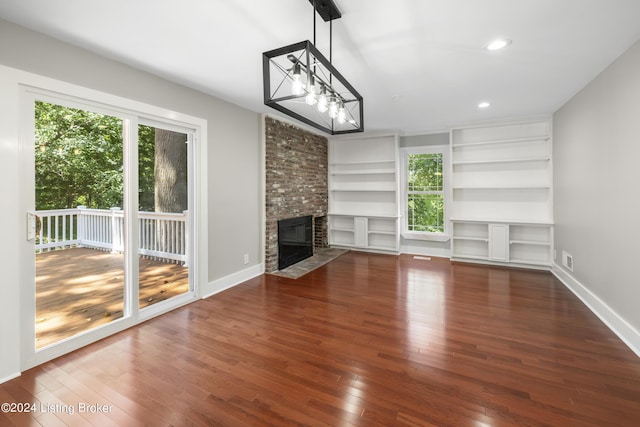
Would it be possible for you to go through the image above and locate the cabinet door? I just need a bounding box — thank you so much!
[488,224,509,261]
[354,217,368,248]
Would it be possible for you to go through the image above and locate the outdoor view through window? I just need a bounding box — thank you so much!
[34,101,189,348]
[407,152,445,233]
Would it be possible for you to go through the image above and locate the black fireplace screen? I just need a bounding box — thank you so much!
[278,215,313,270]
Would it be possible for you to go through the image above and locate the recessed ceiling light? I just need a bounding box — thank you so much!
[487,39,511,51]
[478,102,491,109]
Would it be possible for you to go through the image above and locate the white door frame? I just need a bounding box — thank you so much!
[19,81,208,370]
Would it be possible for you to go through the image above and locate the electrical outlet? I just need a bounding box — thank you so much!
[243,253,249,265]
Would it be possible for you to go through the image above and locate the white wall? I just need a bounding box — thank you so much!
[553,40,640,354]
[0,19,263,381]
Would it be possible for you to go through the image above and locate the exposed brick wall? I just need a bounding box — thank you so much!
[265,117,328,272]
[314,215,328,249]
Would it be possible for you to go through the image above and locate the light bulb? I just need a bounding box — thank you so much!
[317,86,328,112]
[337,102,346,124]
[305,76,317,105]
[291,64,304,96]
[328,96,338,119]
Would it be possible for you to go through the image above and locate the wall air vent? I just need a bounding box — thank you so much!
[562,250,574,272]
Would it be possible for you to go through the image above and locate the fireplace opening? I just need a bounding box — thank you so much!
[278,215,313,270]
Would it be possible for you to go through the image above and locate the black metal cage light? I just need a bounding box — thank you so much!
[262,0,363,135]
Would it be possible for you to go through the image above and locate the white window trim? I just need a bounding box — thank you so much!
[400,145,451,242]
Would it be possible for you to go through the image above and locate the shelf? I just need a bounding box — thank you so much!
[330,160,394,167]
[329,212,399,219]
[450,120,553,270]
[453,236,488,242]
[452,221,553,268]
[331,240,355,247]
[329,135,399,255]
[509,239,551,246]
[452,157,550,166]
[509,258,552,266]
[452,136,549,148]
[330,169,395,175]
[453,185,550,190]
[451,218,554,225]
[368,230,396,236]
[331,188,396,192]
[331,227,354,233]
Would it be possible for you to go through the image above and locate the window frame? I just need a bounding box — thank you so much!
[400,145,451,242]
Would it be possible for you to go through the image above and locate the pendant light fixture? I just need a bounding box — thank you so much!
[262,0,364,135]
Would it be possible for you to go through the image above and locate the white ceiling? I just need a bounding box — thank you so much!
[1,0,640,135]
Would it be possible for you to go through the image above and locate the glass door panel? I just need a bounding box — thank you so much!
[34,101,125,348]
[137,125,190,309]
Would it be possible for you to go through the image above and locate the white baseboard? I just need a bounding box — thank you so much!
[0,372,20,385]
[400,246,451,259]
[552,263,640,359]
[201,263,264,299]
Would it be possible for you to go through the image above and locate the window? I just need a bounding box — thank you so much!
[401,146,450,241]
[408,152,444,232]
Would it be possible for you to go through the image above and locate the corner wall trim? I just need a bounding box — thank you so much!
[552,263,640,359]
[201,264,264,299]
[0,372,21,385]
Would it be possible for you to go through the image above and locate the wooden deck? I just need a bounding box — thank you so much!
[36,247,189,348]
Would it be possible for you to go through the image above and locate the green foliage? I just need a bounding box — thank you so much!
[35,102,155,210]
[407,153,444,233]
[138,125,156,211]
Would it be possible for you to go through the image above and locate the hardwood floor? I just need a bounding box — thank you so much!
[3,252,640,426]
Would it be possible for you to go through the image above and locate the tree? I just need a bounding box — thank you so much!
[34,102,189,255]
[35,101,125,210]
[35,102,187,213]
[138,125,156,211]
[153,129,188,213]
[150,129,188,255]
[35,102,159,212]
[407,153,444,233]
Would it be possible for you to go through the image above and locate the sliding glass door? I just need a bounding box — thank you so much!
[22,89,197,367]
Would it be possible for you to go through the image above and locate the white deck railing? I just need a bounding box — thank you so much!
[36,206,188,264]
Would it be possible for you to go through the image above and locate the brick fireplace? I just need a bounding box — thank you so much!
[264,117,328,272]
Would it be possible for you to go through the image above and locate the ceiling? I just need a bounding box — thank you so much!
[1,0,640,135]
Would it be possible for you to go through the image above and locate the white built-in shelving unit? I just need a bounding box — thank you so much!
[328,135,400,253]
[450,119,554,269]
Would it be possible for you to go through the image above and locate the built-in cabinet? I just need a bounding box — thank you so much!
[326,120,553,268]
[488,223,509,262]
[452,220,553,267]
[328,135,400,253]
[450,119,554,268]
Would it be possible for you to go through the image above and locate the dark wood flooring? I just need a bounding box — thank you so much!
[3,252,640,426]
